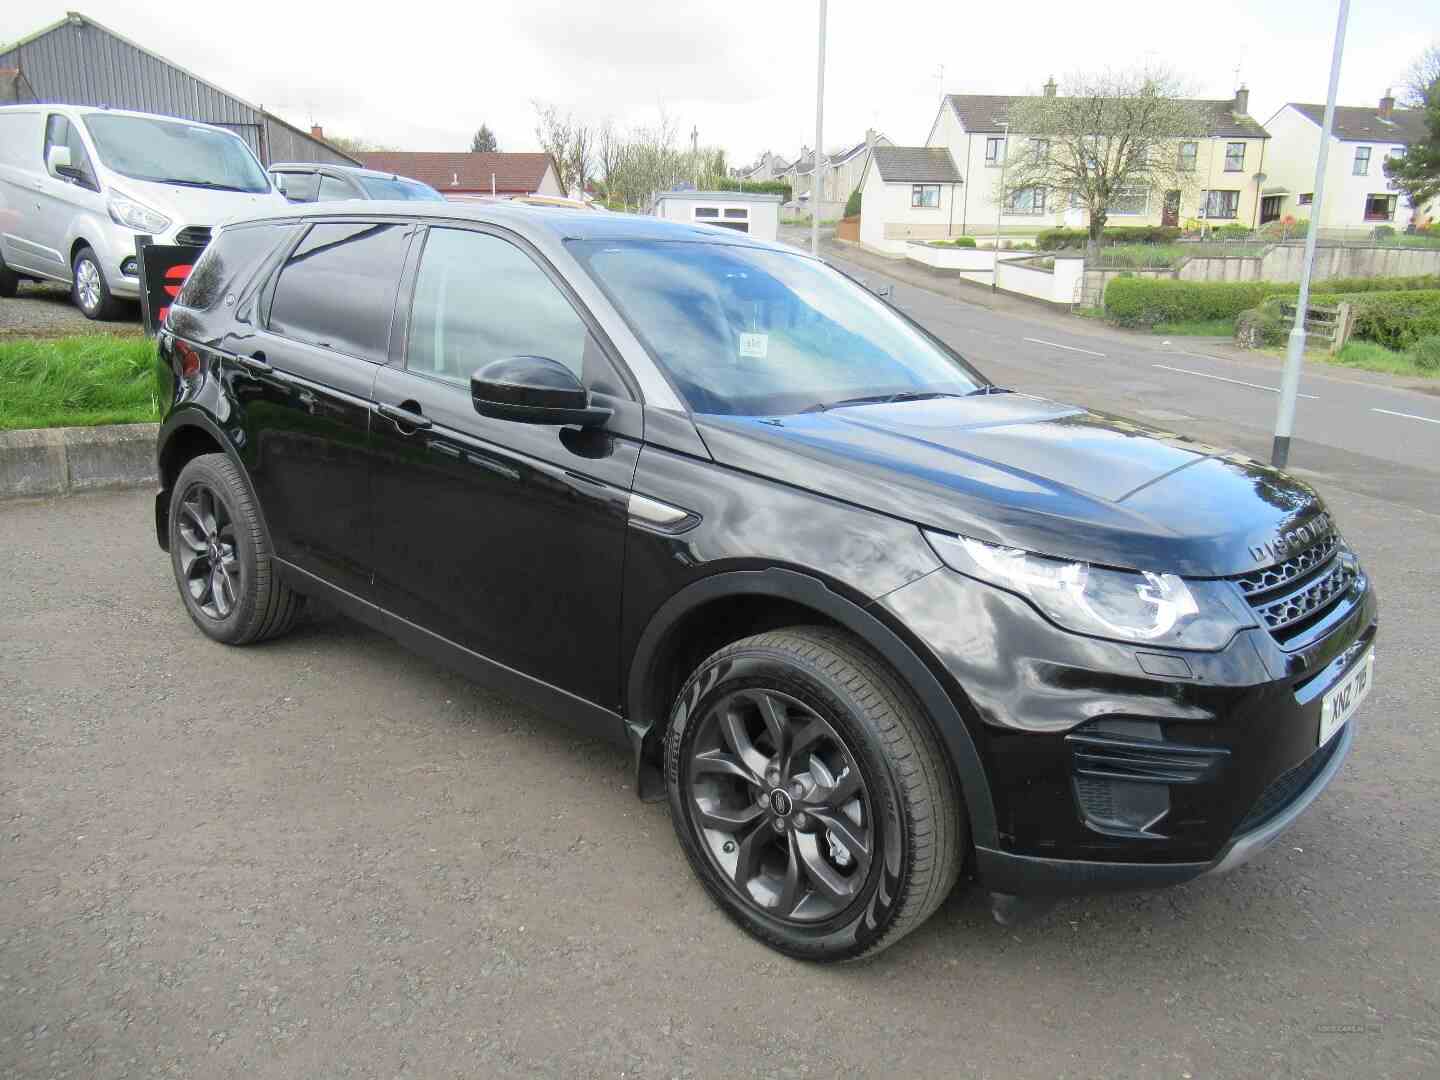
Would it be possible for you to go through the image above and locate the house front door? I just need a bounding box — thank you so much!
[1162,190,1180,227]
[1260,195,1282,225]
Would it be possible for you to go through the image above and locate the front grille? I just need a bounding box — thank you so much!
[175,226,212,249]
[1231,532,1358,647]
[1235,734,1342,833]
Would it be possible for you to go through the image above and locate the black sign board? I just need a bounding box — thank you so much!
[134,236,199,336]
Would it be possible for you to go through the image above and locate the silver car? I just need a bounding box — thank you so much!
[0,104,288,318]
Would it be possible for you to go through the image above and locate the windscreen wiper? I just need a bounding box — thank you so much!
[154,179,252,192]
[804,391,967,413]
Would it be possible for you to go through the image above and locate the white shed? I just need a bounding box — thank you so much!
[651,191,783,243]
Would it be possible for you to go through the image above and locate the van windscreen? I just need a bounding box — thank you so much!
[83,114,271,193]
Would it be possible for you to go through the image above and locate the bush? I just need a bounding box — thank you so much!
[1234,305,1289,349]
[1372,224,1396,239]
[1104,275,1440,327]
[713,177,793,204]
[1212,223,1253,238]
[1335,291,1440,350]
[932,236,975,247]
[1411,334,1440,371]
[844,188,862,217]
[1036,225,1181,250]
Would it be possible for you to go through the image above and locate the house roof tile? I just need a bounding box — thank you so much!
[870,146,962,184]
[1286,103,1427,144]
[945,94,1269,138]
[357,151,556,193]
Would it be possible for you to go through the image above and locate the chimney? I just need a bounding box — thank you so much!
[1379,88,1395,120]
[310,124,325,140]
[1233,84,1249,115]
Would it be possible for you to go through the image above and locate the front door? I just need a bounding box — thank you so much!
[1260,195,1282,225]
[1162,189,1180,227]
[368,224,640,707]
[240,219,415,599]
[24,113,103,278]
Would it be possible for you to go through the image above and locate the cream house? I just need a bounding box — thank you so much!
[1261,93,1435,234]
[924,83,1271,233]
[856,146,964,249]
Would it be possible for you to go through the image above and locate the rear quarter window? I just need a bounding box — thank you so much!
[175,223,292,311]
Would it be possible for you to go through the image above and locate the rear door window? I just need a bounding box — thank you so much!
[318,174,358,201]
[268,222,410,361]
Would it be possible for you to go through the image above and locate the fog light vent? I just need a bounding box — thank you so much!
[121,256,138,277]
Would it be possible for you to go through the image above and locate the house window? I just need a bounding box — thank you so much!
[1352,146,1371,175]
[1107,190,1148,215]
[1387,146,1405,161]
[1178,142,1197,171]
[1363,194,1396,222]
[1199,189,1240,219]
[985,137,1005,166]
[1030,138,1050,159]
[1297,192,1313,206]
[694,207,719,218]
[911,184,941,208]
[1007,187,1046,214]
[1224,142,1246,172]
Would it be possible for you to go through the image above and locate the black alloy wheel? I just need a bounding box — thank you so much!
[175,481,241,620]
[167,453,305,645]
[685,687,873,923]
[665,627,965,962]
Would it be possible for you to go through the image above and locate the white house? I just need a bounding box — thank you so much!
[737,151,786,183]
[856,146,964,250]
[1262,93,1435,234]
[651,190,783,243]
[818,130,892,214]
[924,83,1271,234]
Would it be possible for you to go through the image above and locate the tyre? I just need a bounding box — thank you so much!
[70,245,122,319]
[0,251,18,298]
[168,453,305,645]
[665,626,965,962]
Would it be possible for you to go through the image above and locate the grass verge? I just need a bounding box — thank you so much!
[1320,340,1439,379]
[0,335,161,430]
[1149,318,1237,336]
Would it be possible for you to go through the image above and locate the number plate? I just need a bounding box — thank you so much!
[1320,648,1374,747]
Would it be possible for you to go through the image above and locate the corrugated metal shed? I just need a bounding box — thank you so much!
[0,12,358,165]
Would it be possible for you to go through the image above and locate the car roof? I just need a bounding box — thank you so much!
[268,162,426,183]
[0,103,244,139]
[228,199,799,251]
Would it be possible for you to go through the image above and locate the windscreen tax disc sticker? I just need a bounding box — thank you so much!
[738,332,769,359]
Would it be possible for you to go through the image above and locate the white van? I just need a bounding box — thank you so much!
[0,105,288,318]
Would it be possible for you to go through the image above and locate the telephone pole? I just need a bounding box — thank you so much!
[812,0,827,256]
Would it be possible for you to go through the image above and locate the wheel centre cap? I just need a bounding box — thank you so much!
[768,788,794,817]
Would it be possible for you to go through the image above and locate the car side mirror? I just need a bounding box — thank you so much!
[46,144,80,181]
[471,355,612,428]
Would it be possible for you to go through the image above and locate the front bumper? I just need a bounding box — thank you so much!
[880,562,1376,896]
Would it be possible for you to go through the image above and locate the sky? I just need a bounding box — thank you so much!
[2,1,1435,167]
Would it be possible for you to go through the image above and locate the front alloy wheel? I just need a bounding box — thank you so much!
[666,627,965,962]
[686,688,873,923]
[176,482,241,619]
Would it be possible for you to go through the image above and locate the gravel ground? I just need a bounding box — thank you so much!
[1,280,142,338]
[1,484,1436,1079]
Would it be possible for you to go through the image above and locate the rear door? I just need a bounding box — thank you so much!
[368,223,641,707]
[240,218,416,599]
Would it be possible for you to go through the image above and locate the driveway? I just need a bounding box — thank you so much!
[0,279,142,338]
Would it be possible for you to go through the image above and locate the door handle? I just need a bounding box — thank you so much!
[377,402,432,430]
[237,353,273,375]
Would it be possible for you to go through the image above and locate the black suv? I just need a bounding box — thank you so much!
[153,204,1377,961]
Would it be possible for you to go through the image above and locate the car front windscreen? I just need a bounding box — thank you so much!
[82,114,272,193]
[356,175,446,201]
[569,239,985,416]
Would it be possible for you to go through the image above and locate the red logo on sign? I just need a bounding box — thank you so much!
[157,262,193,324]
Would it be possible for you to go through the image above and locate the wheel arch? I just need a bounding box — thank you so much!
[625,567,998,848]
[154,409,253,551]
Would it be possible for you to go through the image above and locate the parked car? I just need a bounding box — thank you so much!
[269,162,445,204]
[152,203,1377,962]
[0,105,288,317]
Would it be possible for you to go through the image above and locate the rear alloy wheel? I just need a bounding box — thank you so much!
[70,245,122,319]
[665,626,965,962]
[168,454,305,645]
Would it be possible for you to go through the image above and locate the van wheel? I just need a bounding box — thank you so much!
[71,245,122,319]
[665,626,965,962]
[169,453,305,645]
[0,252,18,298]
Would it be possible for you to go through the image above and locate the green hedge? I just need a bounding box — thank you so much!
[714,177,793,204]
[844,188,862,217]
[1104,275,1440,327]
[1038,226,1181,249]
[1328,290,1440,350]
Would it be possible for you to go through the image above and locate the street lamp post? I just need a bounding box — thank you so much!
[991,122,1009,291]
[812,0,827,257]
[1272,0,1349,468]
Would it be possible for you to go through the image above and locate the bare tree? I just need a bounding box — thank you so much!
[533,101,577,195]
[1402,45,1440,107]
[570,122,594,196]
[996,68,1206,255]
[325,133,395,155]
[596,119,623,195]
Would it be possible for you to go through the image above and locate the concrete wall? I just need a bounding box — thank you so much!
[995,256,1085,304]
[0,424,158,499]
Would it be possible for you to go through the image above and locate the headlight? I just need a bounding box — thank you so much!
[924,531,1254,650]
[107,191,172,234]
